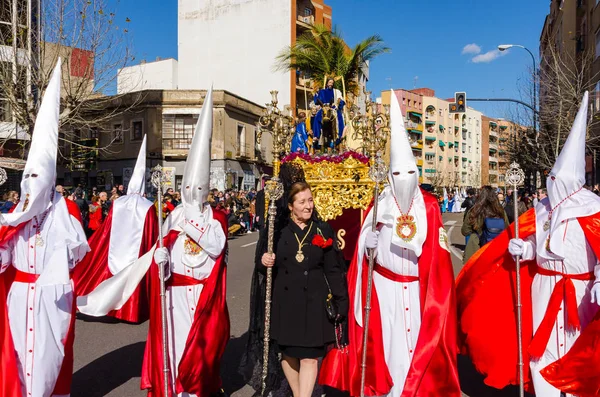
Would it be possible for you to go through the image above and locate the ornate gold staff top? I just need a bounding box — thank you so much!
[351,92,390,158]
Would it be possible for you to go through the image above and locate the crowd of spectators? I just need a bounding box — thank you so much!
[0,184,261,238]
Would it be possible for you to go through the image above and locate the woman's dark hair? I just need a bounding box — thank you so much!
[288,181,311,204]
[468,185,505,226]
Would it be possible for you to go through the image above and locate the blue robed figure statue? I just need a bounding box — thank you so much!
[312,77,345,151]
[291,112,309,153]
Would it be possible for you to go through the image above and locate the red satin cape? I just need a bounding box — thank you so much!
[141,209,230,397]
[319,190,460,396]
[72,205,158,323]
[0,198,81,396]
[540,214,600,396]
[457,209,600,393]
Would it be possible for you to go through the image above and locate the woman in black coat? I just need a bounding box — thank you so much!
[261,181,348,397]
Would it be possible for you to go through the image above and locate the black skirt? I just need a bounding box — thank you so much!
[279,344,326,359]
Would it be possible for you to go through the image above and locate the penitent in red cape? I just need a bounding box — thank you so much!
[456,208,600,394]
[0,198,82,397]
[319,190,460,396]
[141,208,230,397]
[72,205,158,323]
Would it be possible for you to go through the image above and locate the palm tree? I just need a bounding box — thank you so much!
[275,24,390,98]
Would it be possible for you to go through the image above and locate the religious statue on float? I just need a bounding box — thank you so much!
[311,77,346,153]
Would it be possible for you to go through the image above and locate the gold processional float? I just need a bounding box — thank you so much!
[256,85,390,394]
[256,87,389,255]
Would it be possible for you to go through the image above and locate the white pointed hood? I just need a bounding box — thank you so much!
[127,135,147,195]
[108,135,153,274]
[371,90,427,256]
[540,91,600,258]
[388,90,419,211]
[182,87,213,210]
[2,59,62,226]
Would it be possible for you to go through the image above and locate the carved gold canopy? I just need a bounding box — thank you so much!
[287,155,381,221]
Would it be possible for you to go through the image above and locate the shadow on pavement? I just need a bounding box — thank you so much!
[459,354,534,397]
[221,332,250,395]
[72,341,145,397]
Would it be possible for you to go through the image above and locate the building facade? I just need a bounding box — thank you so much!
[380,88,484,188]
[540,0,600,184]
[57,89,273,193]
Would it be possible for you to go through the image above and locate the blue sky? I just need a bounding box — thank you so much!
[110,0,548,119]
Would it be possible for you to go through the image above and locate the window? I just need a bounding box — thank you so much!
[162,114,198,150]
[595,82,600,112]
[425,153,435,161]
[131,120,143,141]
[304,7,312,16]
[476,119,479,127]
[90,127,99,140]
[468,131,472,139]
[237,124,246,157]
[594,28,600,59]
[112,123,123,144]
[0,100,11,122]
[462,143,466,153]
[469,145,472,153]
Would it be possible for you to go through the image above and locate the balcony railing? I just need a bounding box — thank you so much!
[297,14,315,26]
[406,120,423,131]
[235,143,256,159]
[163,138,193,151]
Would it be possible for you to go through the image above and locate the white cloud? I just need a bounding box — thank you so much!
[471,49,508,63]
[462,43,481,55]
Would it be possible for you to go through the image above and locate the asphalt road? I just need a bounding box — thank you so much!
[71,213,527,397]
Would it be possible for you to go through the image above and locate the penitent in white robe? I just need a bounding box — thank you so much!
[1,195,88,397]
[354,188,426,397]
[164,207,226,397]
[521,200,599,397]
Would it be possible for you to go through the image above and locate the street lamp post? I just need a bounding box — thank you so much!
[498,44,538,188]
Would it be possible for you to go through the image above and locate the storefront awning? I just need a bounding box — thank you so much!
[439,125,444,130]
[408,111,423,118]
[439,141,446,147]
[425,136,436,141]
[407,129,422,135]
[425,120,436,126]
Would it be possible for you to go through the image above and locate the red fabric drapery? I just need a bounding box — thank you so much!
[72,205,158,323]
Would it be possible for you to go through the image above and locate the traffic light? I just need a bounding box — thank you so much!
[449,92,467,113]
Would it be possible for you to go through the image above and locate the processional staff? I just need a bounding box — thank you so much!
[256,90,296,396]
[360,153,387,397]
[151,165,171,397]
[506,161,526,397]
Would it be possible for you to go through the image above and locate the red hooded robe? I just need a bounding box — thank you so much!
[457,208,600,393]
[319,190,460,396]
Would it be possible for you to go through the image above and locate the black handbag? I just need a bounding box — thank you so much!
[324,275,338,321]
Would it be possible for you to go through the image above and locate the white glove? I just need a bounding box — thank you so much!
[508,238,525,257]
[153,247,171,281]
[592,265,600,306]
[365,231,379,250]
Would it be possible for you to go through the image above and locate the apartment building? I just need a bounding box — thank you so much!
[56,89,273,192]
[381,88,484,188]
